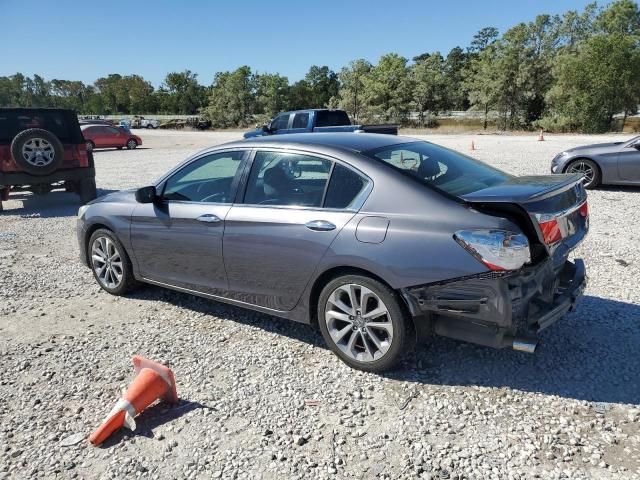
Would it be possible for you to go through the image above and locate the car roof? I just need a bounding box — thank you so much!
[234,133,417,154]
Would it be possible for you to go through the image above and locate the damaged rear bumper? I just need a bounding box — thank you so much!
[401,258,586,350]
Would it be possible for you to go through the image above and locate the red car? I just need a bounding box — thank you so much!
[81,125,141,152]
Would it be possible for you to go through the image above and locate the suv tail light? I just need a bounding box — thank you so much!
[454,230,531,271]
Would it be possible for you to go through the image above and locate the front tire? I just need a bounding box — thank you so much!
[88,229,137,295]
[317,275,410,372]
[565,159,601,189]
[126,139,137,150]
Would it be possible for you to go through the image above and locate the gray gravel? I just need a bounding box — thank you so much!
[1,130,639,479]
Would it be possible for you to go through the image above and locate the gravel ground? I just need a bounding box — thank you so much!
[1,130,639,480]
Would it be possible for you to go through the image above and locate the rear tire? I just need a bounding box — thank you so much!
[86,140,95,153]
[317,275,410,373]
[88,229,138,296]
[78,178,97,204]
[565,159,601,189]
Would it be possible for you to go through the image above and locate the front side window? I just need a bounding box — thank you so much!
[270,113,290,131]
[162,151,245,203]
[363,141,511,197]
[292,112,309,129]
[244,151,331,207]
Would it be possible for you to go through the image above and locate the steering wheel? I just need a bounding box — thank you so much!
[200,192,226,203]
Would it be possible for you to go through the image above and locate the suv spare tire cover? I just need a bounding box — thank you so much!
[10,128,65,176]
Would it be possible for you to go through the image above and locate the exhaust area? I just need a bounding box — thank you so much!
[512,338,538,353]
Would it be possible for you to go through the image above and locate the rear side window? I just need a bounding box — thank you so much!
[244,151,331,207]
[0,110,72,142]
[292,112,309,129]
[364,141,511,197]
[324,164,368,209]
[315,110,351,127]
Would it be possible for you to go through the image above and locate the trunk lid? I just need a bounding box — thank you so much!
[462,174,589,257]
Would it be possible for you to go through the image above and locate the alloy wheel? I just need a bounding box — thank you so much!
[567,161,595,185]
[91,236,123,289]
[22,138,55,167]
[127,139,137,149]
[324,283,394,363]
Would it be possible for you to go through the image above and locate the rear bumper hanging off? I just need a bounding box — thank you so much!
[401,258,586,350]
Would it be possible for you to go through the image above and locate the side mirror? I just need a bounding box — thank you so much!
[262,124,271,133]
[135,185,157,203]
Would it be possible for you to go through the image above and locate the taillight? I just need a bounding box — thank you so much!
[579,201,589,217]
[454,230,531,271]
[538,218,562,245]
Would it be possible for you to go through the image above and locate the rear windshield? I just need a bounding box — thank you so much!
[315,110,351,127]
[363,141,511,197]
[0,110,77,143]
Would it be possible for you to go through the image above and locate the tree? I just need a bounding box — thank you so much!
[443,47,469,110]
[469,27,499,53]
[303,66,339,108]
[545,33,640,132]
[464,46,500,129]
[205,66,256,127]
[162,70,206,114]
[410,53,447,125]
[337,59,372,121]
[255,73,289,117]
[365,53,411,122]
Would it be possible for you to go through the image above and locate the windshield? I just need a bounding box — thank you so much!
[623,135,640,147]
[363,141,512,197]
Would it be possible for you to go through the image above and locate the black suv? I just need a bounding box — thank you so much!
[0,108,97,211]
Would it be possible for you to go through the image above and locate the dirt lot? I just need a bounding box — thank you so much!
[1,130,639,480]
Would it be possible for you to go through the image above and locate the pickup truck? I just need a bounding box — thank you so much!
[131,116,160,129]
[243,109,398,138]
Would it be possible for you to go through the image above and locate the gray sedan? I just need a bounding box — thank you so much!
[551,135,640,188]
[78,133,588,372]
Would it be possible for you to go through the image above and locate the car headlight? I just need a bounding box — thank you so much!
[78,205,89,218]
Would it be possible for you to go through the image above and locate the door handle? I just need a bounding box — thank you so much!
[305,220,336,231]
[196,214,221,223]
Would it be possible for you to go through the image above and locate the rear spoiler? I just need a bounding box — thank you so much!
[461,174,584,204]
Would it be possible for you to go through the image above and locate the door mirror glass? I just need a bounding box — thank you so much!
[135,185,157,203]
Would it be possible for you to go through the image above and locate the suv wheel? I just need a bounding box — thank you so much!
[88,229,137,295]
[317,275,410,372]
[126,139,137,150]
[78,178,97,204]
[11,128,64,175]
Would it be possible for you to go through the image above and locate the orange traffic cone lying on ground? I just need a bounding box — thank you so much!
[89,355,178,446]
[538,129,545,141]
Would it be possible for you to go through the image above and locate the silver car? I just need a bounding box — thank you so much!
[78,133,588,372]
[551,135,640,188]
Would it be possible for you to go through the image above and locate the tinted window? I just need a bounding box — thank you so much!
[324,164,368,209]
[292,112,309,129]
[364,141,511,197]
[315,110,351,127]
[0,111,71,142]
[162,151,244,203]
[270,113,290,131]
[244,151,331,207]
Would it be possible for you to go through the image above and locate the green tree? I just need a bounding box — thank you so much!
[255,73,289,117]
[205,66,256,127]
[464,45,500,129]
[365,53,411,122]
[410,53,447,125]
[162,70,206,114]
[337,59,372,121]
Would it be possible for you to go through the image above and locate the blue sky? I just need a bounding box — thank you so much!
[2,0,596,86]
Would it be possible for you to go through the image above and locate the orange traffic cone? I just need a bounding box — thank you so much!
[538,129,545,141]
[89,356,178,446]
[470,140,476,151]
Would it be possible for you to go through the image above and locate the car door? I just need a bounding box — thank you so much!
[289,112,311,133]
[104,126,124,147]
[223,149,372,310]
[130,150,248,295]
[92,126,111,147]
[617,140,640,180]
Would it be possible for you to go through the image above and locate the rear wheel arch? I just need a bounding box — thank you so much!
[308,266,414,331]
